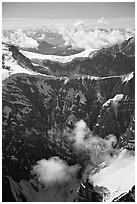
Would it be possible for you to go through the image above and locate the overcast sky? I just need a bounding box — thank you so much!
[2,2,135,19]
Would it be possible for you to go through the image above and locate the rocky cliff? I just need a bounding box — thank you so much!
[2,72,135,201]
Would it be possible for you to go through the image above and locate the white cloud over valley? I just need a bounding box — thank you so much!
[32,157,79,185]
[59,25,132,50]
[2,29,39,49]
[2,20,134,51]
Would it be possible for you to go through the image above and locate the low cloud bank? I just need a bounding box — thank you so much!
[60,28,131,50]
[2,19,134,51]
[57,19,133,50]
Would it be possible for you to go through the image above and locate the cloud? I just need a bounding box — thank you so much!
[97,17,107,25]
[32,120,119,187]
[2,29,39,49]
[73,120,88,146]
[32,157,79,186]
[73,20,86,29]
[73,120,117,150]
[3,24,134,51]
[72,119,135,201]
[72,120,118,167]
[58,24,132,50]
[31,119,134,201]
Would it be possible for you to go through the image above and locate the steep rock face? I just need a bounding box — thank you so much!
[75,179,103,202]
[9,44,34,70]
[93,72,134,140]
[117,36,135,56]
[93,97,134,139]
[7,175,81,202]
[3,73,134,132]
[118,112,135,150]
[2,71,135,201]
[105,37,135,57]
[41,51,134,77]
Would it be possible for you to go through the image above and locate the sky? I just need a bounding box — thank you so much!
[2,2,135,19]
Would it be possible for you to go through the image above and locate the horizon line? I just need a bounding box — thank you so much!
[2,17,135,20]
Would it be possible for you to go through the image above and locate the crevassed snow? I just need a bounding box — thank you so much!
[2,55,64,80]
[20,49,96,63]
[2,45,48,80]
[2,57,38,80]
[89,149,135,202]
[2,44,96,80]
[2,60,52,80]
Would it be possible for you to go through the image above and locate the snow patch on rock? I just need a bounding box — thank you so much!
[122,72,134,83]
[103,94,124,116]
[2,44,49,80]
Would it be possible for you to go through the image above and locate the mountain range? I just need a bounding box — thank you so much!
[2,36,135,202]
